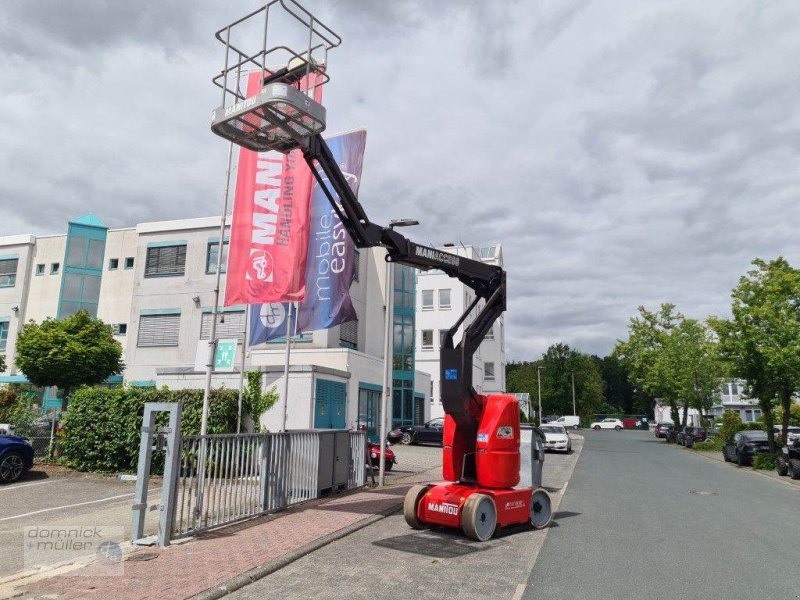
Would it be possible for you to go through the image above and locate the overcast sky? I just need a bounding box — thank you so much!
[2,0,799,361]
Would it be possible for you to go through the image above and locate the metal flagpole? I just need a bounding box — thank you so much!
[280,303,294,432]
[236,305,250,434]
[379,259,394,486]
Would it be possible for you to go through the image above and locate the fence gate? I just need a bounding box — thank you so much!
[131,402,182,547]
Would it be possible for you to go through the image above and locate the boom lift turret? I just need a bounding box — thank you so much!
[209,0,552,541]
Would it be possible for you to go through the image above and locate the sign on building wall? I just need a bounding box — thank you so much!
[194,339,239,373]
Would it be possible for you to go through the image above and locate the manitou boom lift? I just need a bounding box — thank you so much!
[209,0,552,541]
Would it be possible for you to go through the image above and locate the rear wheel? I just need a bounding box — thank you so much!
[529,488,552,529]
[0,452,25,484]
[385,460,393,472]
[462,494,497,542]
[790,459,800,480]
[737,451,746,467]
[615,426,621,431]
[403,484,429,529]
[401,432,413,445]
[593,425,601,430]
[777,458,789,476]
[573,425,579,430]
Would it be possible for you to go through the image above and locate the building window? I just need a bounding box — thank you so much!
[200,310,245,341]
[35,263,45,276]
[339,319,358,350]
[109,258,119,270]
[438,289,451,309]
[421,290,433,310]
[485,325,494,340]
[353,249,360,282]
[0,321,8,352]
[50,262,60,274]
[206,242,228,274]
[484,362,495,381]
[124,257,134,269]
[0,258,18,287]
[137,313,181,347]
[145,245,187,277]
[117,323,127,336]
[421,330,433,350]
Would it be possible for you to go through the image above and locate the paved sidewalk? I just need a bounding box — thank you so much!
[682,447,800,488]
[7,469,440,600]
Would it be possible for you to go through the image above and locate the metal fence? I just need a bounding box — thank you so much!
[170,430,366,539]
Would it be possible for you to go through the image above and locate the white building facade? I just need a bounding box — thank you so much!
[0,214,430,433]
[414,244,506,420]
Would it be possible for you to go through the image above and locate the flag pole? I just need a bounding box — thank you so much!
[280,303,294,432]
[236,305,249,434]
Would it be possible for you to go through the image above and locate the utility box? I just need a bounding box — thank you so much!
[317,430,350,493]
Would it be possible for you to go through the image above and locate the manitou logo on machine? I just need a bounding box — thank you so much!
[427,502,459,516]
[505,500,525,510]
[246,151,285,282]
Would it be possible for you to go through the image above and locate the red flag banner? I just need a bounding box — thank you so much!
[224,71,322,305]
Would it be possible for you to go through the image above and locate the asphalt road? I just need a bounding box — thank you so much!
[526,430,800,600]
[231,438,583,600]
[0,468,159,579]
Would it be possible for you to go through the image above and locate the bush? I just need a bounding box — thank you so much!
[61,386,240,473]
[718,410,745,443]
[742,422,764,431]
[0,388,40,437]
[752,453,778,470]
[694,437,724,451]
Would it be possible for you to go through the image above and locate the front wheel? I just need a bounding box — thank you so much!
[615,426,621,431]
[401,432,413,445]
[462,494,497,541]
[573,425,579,430]
[737,451,746,467]
[790,459,800,480]
[385,460,393,472]
[0,452,25,484]
[529,488,552,529]
[777,459,789,476]
[403,484,429,529]
[593,425,601,430]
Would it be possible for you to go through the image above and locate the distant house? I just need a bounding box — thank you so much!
[710,380,762,422]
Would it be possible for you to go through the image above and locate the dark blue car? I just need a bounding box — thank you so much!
[0,435,34,483]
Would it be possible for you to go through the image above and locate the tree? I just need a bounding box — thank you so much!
[710,257,800,449]
[0,354,5,373]
[15,311,124,410]
[614,304,720,428]
[539,343,605,419]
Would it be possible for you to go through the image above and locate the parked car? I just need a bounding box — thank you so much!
[367,441,396,471]
[590,418,623,431]
[0,435,34,483]
[396,417,444,446]
[654,423,674,439]
[0,424,14,436]
[552,416,580,430]
[722,430,770,466]
[675,426,695,446]
[777,438,800,479]
[685,427,718,448]
[773,425,800,442]
[539,424,572,453]
[541,415,560,424]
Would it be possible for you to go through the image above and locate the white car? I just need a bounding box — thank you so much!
[539,424,572,453]
[590,418,623,431]
[553,415,580,429]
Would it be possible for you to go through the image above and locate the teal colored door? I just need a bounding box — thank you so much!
[314,379,347,429]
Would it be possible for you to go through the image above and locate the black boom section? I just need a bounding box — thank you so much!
[301,133,505,429]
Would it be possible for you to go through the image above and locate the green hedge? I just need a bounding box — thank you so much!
[61,386,240,473]
[753,453,778,470]
[693,437,724,451]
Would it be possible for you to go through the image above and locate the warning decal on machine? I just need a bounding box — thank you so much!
[497,426,513,439]
[477,433,489,442]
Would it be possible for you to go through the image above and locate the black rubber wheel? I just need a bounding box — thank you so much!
[403,484,429,529]
[723,448,730,462]
[529,488,552,529]
[790,459,800,480]
[462,494,497,541]
[615,426,621,431]
[777,459,789,476]
[0,452,25,484]
[385,460,393,472]
[737,451,746,467]
[401,432,413,445]
[593,425,601,430]
[573,425,579,430]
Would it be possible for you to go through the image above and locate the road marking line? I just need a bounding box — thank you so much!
[0,493,134,522]
[511,583,526,600]
[0,481,56,492]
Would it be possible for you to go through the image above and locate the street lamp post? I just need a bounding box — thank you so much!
[537,365,543,427]
[379,218,419,486]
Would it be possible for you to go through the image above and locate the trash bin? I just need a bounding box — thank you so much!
[640,417,649,430]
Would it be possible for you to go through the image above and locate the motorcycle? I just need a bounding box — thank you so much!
[367,440,396,471]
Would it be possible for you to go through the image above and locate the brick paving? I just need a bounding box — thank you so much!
[14,469,440,600]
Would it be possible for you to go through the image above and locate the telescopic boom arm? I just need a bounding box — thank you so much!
[302,134,506,442]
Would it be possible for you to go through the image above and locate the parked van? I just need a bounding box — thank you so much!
[554,415,580,429]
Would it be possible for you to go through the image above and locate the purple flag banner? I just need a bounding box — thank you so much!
[249,302,296,345]
[296,130,366,334]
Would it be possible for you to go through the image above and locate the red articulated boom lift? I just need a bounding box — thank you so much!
[209,0,553,542]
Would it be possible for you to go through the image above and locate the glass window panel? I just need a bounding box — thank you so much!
[81,275,102,302]
[0,322,8,352]
[421,290,433,309]
[66,237,87,268]
[62,273,83,301]
[35,264,45,276]
[422,330,433,349]
[60,301,81,317]
[439,289,451,308]
[125,257,134,269]
[206,242,229,274]
[51,263,60,274]
[86,239,105,270]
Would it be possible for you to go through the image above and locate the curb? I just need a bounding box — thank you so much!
[190,501,404,600]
